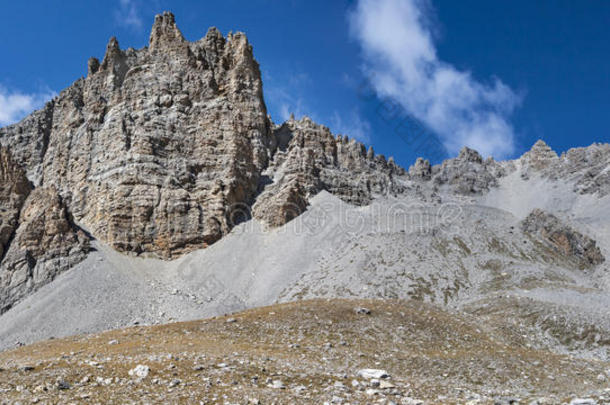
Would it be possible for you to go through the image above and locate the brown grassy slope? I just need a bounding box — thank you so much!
[0,299,607,404]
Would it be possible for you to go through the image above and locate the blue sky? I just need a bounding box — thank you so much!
[0,0,608,166]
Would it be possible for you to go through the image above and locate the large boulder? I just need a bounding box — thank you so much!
[521,208,604,269]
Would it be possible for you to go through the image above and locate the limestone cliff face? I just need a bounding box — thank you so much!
[0,11,608,274]
[1,12,272,258]
[0,187,89,313]
[0,12,411,256]
[0,148,32,260]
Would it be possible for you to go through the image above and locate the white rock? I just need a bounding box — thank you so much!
[128,365,150,379]
[401,398,424,405]
[379,380,396,389]
[269,380,285,389]
[365,388,380,396]
[570,399,596,405]
[357,368,389,379]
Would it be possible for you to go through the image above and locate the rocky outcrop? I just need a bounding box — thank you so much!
[0,187,89,313]
[0,148,32,260]
[408,157,432,180]
[561,143,610,196]
[518,141,610,196]
[252,117,406,226]
[520,140,559,173]
[0,12,272,259]
[430,147,504,194]
[521,209,604,269]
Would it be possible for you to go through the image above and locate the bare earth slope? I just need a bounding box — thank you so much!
[0,299,608,404]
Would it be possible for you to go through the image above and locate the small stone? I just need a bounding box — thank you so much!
[569,399,596,405]
[365,388,380,396]
[56,380,71,390]
[357,369,389,379]
[128,364,150,379]
[402,399,424,405]
[355,307,371,315]
[269,380,285,389]
[379,380,396,389]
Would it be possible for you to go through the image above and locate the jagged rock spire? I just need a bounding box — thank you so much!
[149,11,185,52]
[367,146,375,160]
[100,37,123,70]
[87,57,100,76]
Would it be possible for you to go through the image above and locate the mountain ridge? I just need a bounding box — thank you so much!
[0,12,608,367]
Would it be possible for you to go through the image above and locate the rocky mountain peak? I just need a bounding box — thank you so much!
[520,139,558,170]
[149,11,186,52]
[457,146,484,163]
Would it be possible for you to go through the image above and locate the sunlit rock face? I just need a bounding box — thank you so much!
[0,12,273,258]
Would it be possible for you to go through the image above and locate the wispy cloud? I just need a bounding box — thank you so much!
[348,0,522,158]
[264,71,318,123]
[0,86,56,127]
[115,0,144,30]
[330,110,371,143]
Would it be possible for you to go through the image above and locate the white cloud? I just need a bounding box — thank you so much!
[349,0,522,158]
[330,110,372,143]
[0,86,56,127]
[264,71,371,144]
[264,71,319,123]
[115,0,143,30]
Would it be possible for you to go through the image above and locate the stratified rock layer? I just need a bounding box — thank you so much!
[521,208,605,269]
[1,13,272,258]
